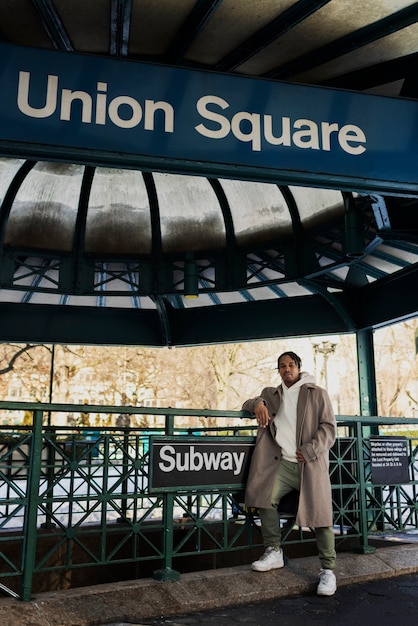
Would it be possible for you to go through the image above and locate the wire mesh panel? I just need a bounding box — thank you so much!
[0,407,417,600]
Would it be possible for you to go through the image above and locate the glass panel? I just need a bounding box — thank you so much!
[279,282,313,297]
[0,342,51,406]
[374,319,418,418]
[5,162,83,251]
[31,292,63,305]
[0,158,25,206]
[181,293,216,308]
[378,243,418,265]
[221,179,292,245]
[362,254,403,275]
[290,187,344,230]
[310,334,359,415]
[156,173,225,253]
[0,289,25,303]
[86,169,152,254]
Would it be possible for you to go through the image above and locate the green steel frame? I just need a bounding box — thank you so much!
[0,402,417,601]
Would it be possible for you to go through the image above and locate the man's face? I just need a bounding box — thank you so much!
[278,355,301,387]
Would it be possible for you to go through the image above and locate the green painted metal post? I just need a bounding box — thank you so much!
[165,413,174,436]
[152,491,180,581]
[40,428,57,529]
[153,413,179,580]
[20,409,44,601]
[117,429,131,522]
[356,329,378,423]
[353,420,375,554]
[355,331,378,552]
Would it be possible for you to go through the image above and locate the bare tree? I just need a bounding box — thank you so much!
[0,343,51,402]
[374,319,418,417]
[0,319,416,427]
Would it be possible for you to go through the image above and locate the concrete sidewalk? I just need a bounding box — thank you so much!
[0,542,417,626]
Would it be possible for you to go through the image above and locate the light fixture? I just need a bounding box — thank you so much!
[184,253,199,298]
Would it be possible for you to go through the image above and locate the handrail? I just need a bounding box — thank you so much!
[0,400,416,423]
[0,402,416,601]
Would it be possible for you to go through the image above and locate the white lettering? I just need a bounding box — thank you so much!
[195,95,366,155]
[232,452,245,476]
[195,95,230,139]
[321,122,339,151]
[17,71,58,118]
[159,445,176,472]
[264,115,291,146]
[95,82,107,125]
[220,452,233,471]
[17,71,174,132]
[293,119,320,150]
[61,89,93,123]
[231,111,261,151]
[175,451,189,471]
[338,124,367,155]
[144,99,174,133]
[108,95,142,129]
[157,445,246,476]
[190,446,204,472]
[203,451,222,471]
[17,73,367,156]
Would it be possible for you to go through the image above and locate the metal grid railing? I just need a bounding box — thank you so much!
[0,402,416,601]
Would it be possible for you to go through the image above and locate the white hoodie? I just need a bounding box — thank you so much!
[273,371,316,462]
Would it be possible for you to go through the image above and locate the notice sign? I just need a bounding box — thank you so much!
[370,436,409,485]
[149,436,255,492]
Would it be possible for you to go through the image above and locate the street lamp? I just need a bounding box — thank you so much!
[311,336,339,389]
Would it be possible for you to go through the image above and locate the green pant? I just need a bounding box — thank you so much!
[259,458,336,570]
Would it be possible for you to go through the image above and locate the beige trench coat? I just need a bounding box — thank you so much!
[243,381,336,528]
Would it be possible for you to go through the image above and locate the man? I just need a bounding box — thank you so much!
[242,351,337,596]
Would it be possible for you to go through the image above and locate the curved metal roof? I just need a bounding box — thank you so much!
[0,1,417,347]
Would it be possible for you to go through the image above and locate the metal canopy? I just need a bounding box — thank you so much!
[0,0,417,347]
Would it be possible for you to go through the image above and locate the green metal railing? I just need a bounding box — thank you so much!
[0,402,417,601]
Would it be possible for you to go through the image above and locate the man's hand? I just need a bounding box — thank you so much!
[296,449,306,462]
[254,401,270,428]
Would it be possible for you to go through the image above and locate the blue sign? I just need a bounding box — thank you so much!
[0,43,418,193]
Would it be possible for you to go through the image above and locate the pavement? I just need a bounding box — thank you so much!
[0,541,417,625]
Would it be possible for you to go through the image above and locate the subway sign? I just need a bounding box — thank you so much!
[149,437,255,492]
[1,43,418,193]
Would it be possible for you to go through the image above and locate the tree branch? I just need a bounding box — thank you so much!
[0,344,39,375]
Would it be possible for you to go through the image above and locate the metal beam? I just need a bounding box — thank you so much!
[164,0,223,63]
[321,52,418,92]
[110,0,132,57]
[0,301,164,346]
[31,0,74,51]
[265,3,418,80]
[214,0,332,72]
[3,137,416,198]
[0,261,415,347]
[0,161,35,246]
[356,329,378,418]
[71,167,95,293]
[341,263,418,330]
[154,296,172,347]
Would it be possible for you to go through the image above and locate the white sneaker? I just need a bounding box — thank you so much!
[317,568,337,596]
[251,547,284,571]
